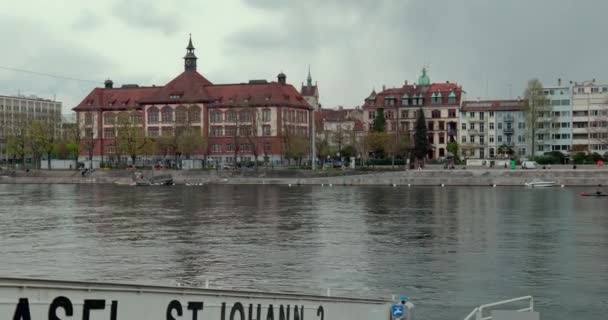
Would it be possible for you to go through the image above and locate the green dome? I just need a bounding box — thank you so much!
[418,68,431,86]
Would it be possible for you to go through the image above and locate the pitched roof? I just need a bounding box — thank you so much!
[301,85,318,97]
[461,99,525,112]
[140,70,213,104]
[73,86,159,111]
[362,82,464,108]
[207,82,310,108]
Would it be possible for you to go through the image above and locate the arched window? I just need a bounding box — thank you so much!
[131,111,143,124]
[226,110,237,122]
[103,112,115,125]
[117,111,129,124]
[210,110,223,123]
[188,105,201,122]
[147,107,159,124]
[175,105,188,123]
[239,110,252,122]
[161,106,173,123]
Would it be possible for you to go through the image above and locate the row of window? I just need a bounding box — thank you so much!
[210,143,273,153]
[370,95,458,107]
[148,106,201,124]
[368,109,458,120]
[576,87,608,94]
[462,122,524,130]
[461,135,521,144]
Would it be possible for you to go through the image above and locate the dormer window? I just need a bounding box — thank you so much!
[402,94,409,106]
[169,94,181,99]
[265,96,271,101]
[448,91,457,104]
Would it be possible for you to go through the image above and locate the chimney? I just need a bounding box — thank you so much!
[558,78,562,86]
[593,78,596,83]
[404,80,408,85]
[104,79,114,89]
[382,84,386,91]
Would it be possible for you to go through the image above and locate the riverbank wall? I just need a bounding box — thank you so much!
[2,168,608,186]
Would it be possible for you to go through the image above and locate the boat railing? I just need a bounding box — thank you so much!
[463,296,534,320]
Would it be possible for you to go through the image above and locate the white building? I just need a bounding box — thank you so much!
[460,100,528,159]
[532,83,573,156]
[0,94,62,161]
[571,80,608,155]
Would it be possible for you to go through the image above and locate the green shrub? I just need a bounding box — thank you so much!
[591,152,603,162]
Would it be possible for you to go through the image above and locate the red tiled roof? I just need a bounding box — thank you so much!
[74,73,311,112]
[461,99,525,112]
[140,70,213,104]
[362,82,464,108]
[207,82,310,108]
[301,85,318,97]
[73,86,159,111]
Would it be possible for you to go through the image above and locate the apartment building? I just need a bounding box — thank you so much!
[571,80,608,154]
[460,100,528,159]
[0,94,62,161]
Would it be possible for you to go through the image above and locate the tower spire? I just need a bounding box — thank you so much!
[184,34,197,71]
[307,65,312,87]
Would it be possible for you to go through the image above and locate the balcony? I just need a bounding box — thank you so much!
[469,118,486,123]
[503,128,514,135]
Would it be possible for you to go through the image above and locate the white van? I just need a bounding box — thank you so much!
[521,161,538,169]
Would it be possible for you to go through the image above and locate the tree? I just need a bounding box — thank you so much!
[116,110,150,165]
[524,79,551,156]
[413,107,429,162]
[63,123,81,169]
[447,141,458,157]
[6,133,26,168]
[373,108,386,132]
[365,131,388,159]
[28,120,57,170]
[385,132,412,167]
[177,126,206,159]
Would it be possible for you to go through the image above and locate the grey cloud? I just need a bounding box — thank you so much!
[111,0,181,35]
[71,10,104,31]
[0,15,114,112]
[230,0,608,107]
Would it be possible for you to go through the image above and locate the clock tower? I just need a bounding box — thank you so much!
[184,34,197,71]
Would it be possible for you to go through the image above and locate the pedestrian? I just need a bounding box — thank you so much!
[597,184,603,196]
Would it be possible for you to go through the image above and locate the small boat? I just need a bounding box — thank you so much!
[524,180,557,187]
[581,192,608,197]
[134,173,173,186]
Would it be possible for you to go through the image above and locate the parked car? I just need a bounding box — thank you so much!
[521,161,537,169]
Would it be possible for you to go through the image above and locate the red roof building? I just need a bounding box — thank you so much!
[361,68,465,159]
[73,36,312,166]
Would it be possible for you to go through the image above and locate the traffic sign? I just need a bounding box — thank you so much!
[391,305,404,318]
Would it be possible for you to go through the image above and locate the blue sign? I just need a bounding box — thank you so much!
[392,305,404,318]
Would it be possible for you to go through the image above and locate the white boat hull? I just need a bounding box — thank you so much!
[524,181,556,187]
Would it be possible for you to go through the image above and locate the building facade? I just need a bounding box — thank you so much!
[571,80,608,154]
[315,107,365,150]
[460,100,529,159]
[0,94,62,161]
[73,37,312,165]
[362,68,464,159]
[532,84,573,156]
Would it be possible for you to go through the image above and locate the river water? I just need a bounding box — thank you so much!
[1,184,607,319]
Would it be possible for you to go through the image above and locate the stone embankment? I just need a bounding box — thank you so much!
[1,168,608,186]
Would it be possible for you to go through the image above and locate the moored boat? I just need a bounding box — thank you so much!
[524,180,557,187]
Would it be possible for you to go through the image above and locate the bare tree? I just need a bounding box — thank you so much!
[524,79,551,156]
[116,110,150,166]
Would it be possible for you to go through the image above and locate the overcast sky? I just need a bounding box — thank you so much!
[1,0,607,114]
